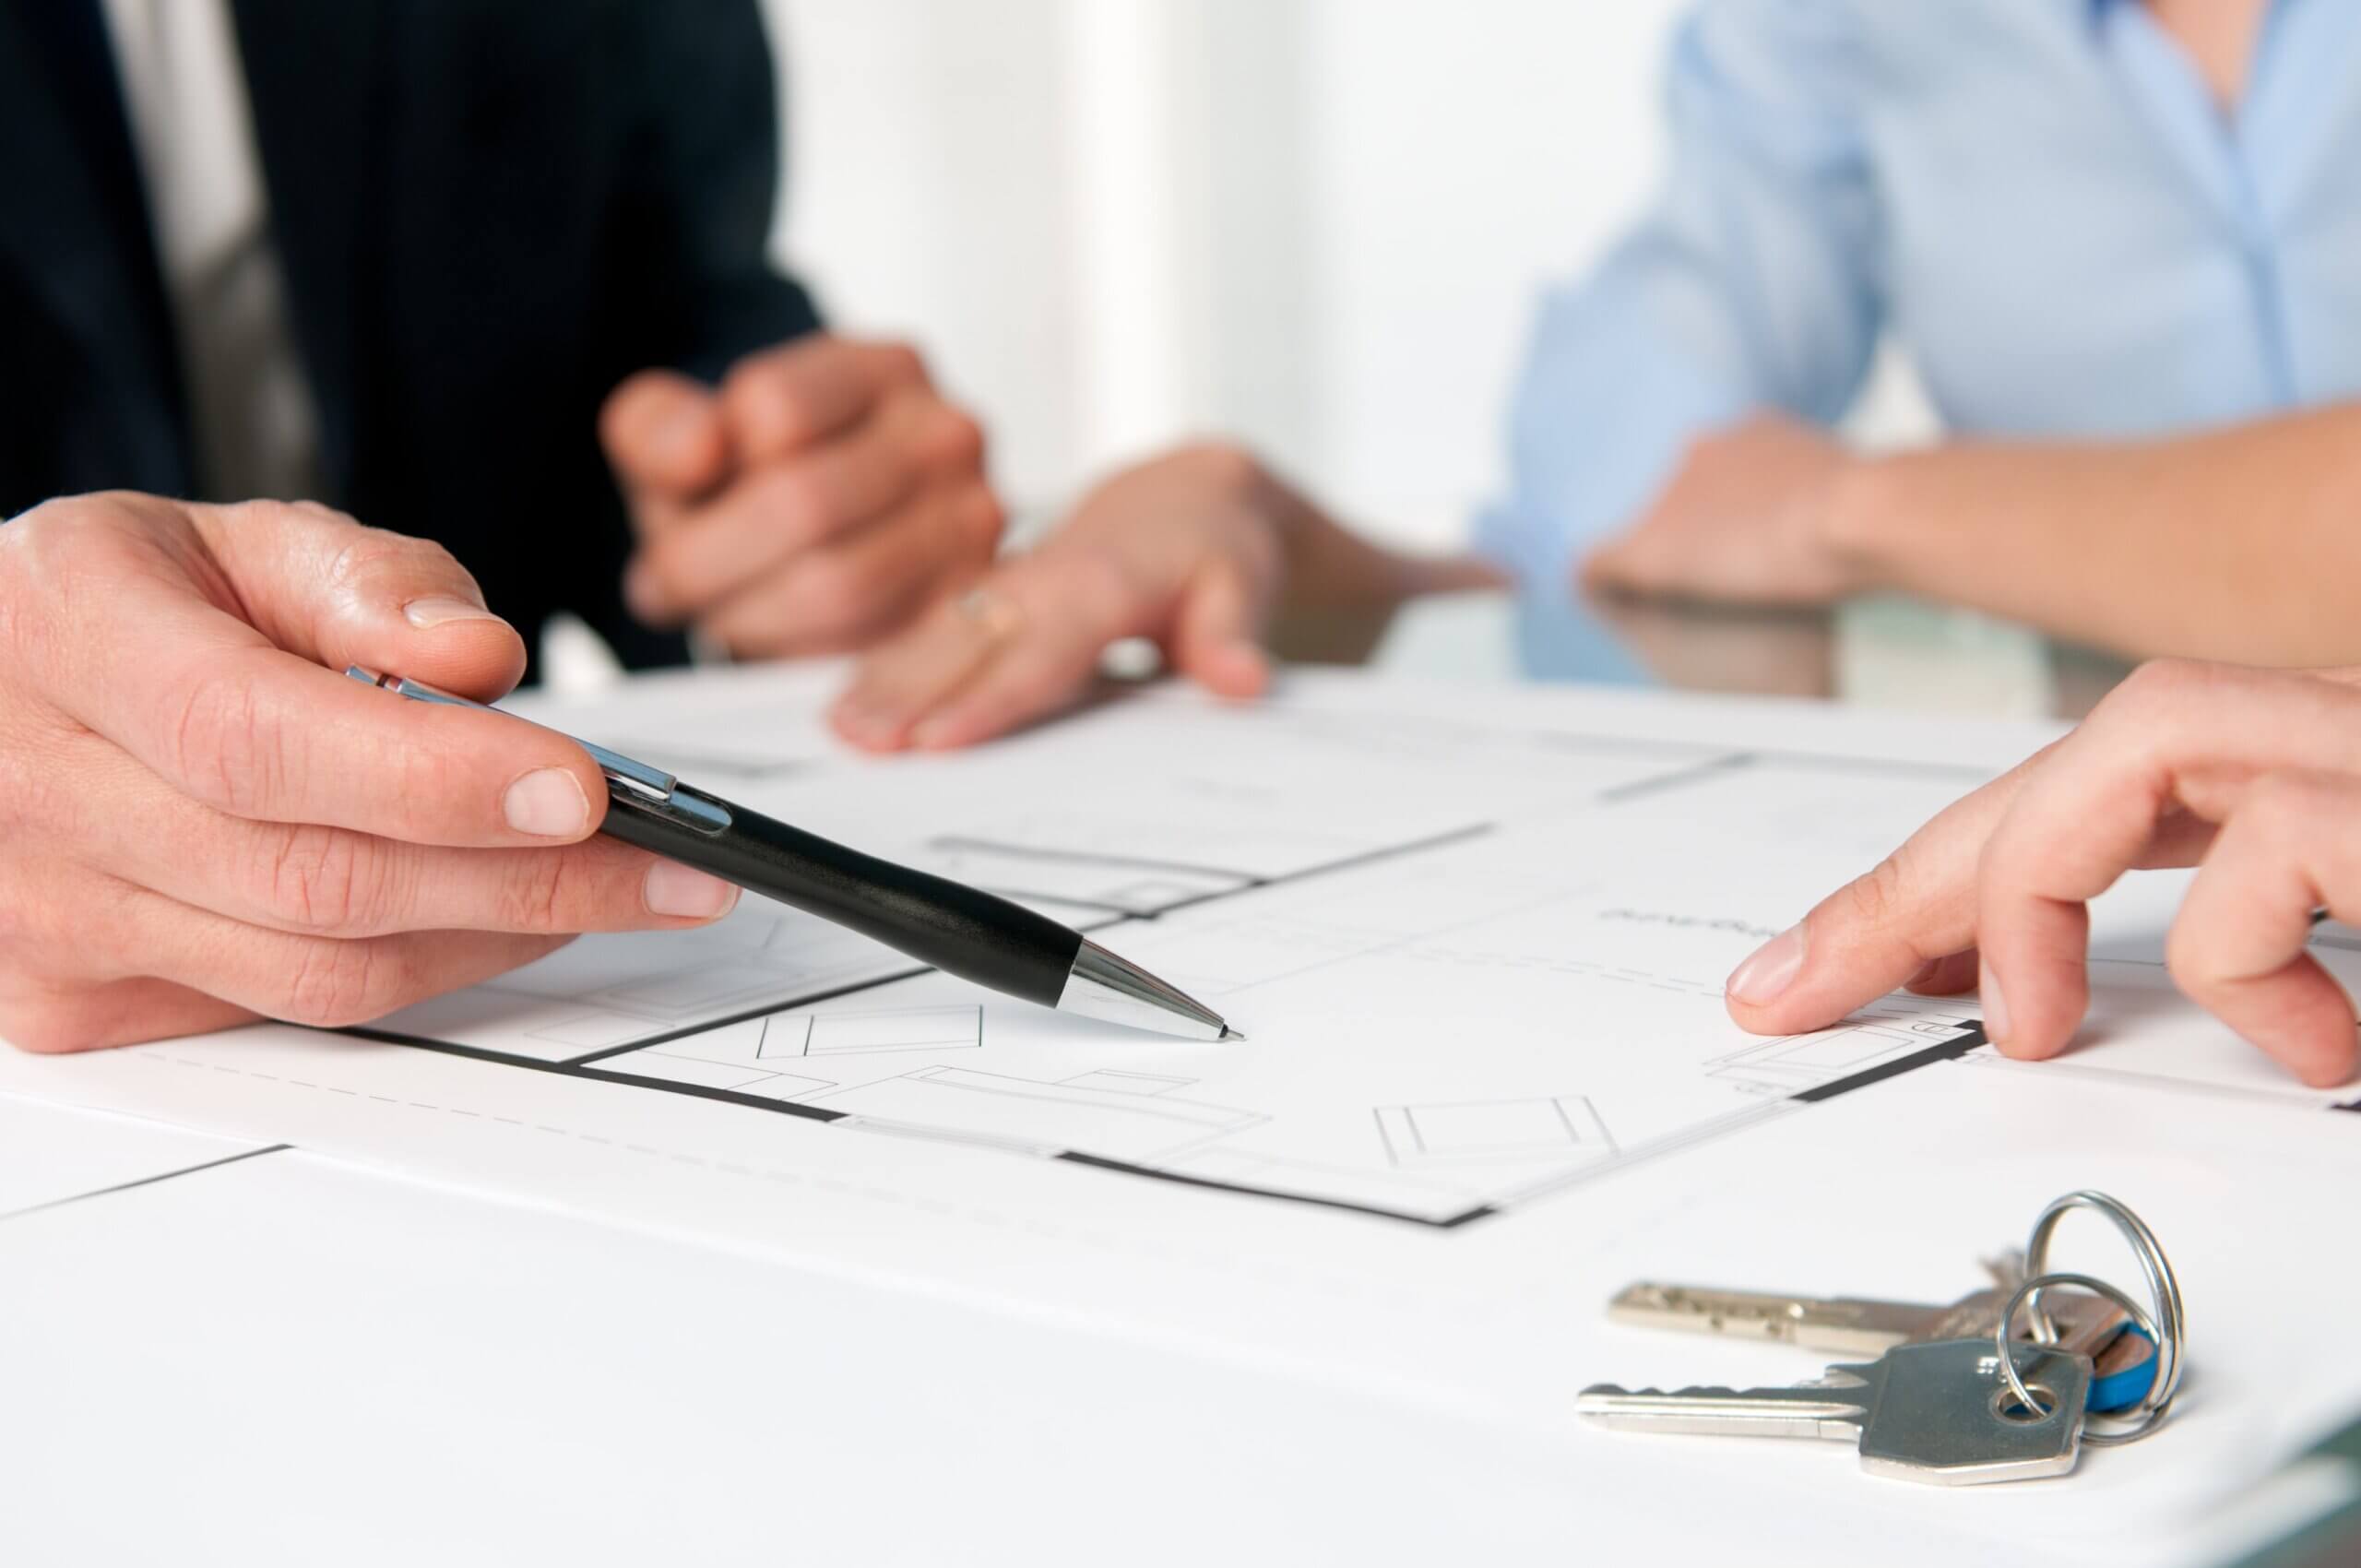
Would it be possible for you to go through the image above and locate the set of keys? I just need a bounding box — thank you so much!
[1579,1192,2185,1485]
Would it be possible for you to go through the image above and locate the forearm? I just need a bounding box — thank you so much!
[1253,463,1505,615]
[1832,403,2361,665]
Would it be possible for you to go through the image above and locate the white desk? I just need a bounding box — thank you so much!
[2,1106,1607,1565]
[1,622,2331,1568]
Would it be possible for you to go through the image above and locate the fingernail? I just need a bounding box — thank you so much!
[405,595,502,629]
[1726,923,1807,1004]
[503,768,590,837]
[1979,960,2012,1045]
[645,860,740,920]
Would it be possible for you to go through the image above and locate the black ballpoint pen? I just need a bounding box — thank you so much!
[349,667,1239,1041]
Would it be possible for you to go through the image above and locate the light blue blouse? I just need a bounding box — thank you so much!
[1477,0,2361,588]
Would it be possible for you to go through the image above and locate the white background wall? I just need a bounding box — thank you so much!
[762,0,1691,550]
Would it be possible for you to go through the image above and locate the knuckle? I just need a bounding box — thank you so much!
[1065,550,1138,612]
[322,524,448,597]
[2240,769,2320,825]
[0,499,134,651]
[642,535,698,601]
[2110,658,2209,715]
[161,670,277,815]
[764,465,835,536]
[1838,852,1911,930]
[783,553,875,630]
[1180,440,1264,496]
[962,488,1008,553]
[283,498,355,529]
[497,851,577,932]
[279,938,406,1028]
[932,409,986,471]
[2161,921,2224,997]
[265,826,394,933]
[877,341,928,385]
[731,359,810,436]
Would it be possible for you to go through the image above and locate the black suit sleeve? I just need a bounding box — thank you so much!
[613,0,825,382]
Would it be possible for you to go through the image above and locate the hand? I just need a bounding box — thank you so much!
[0,493,742,1054]
[827,445,1287,752]
[1580,415,1869,605]
[601,334,1003,659]
[1722,659,2361,1087]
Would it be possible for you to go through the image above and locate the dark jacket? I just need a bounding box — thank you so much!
[0,0,823,671]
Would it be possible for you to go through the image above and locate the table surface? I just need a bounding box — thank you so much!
[1,595,2213,1568]
[1370,588,2133,722]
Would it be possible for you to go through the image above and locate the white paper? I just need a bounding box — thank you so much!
[0,1090,262,1218]
[7,669,2360,1562]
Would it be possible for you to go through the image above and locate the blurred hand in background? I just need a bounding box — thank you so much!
[1579,416,1866,607]
[602,335,1004,660]
[830,444,1501,752]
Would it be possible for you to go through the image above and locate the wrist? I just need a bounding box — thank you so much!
[1820,450,1909,594]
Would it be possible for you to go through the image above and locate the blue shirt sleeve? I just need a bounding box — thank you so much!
[1476,0,1885,591]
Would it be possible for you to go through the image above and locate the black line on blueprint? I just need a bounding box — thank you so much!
[1595,752,1756,802]
[0,1142,292,1223]
[1052,1152,1493,1229]
[929,837,1265,884]
[1248,822,1496,890]
[568,1068,846,1123]
[559,966,935,1066]
[337,1026,588,1064]
[1751,749,1997,784]
[1789,1023,1988,1104]
[974,888,1138,917]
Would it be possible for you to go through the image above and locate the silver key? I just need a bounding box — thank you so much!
[1579,1338,2092,1486]
[1608,1256,2126,1359]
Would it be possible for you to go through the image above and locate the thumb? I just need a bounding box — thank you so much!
[190,499,528,700]
[600,370,730,529]
[1169,558,1273,699]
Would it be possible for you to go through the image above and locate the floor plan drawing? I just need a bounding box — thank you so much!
[765,1005,986,1058]
[288,685,2033,1227]
[1374,1096,1613,1169]
[22,672,2338,1247]
[1704,1003,1982,1095]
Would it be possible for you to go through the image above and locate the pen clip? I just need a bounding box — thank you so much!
[347,665,728,829]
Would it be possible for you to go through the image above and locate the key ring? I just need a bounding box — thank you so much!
[1990,1191,2185,1445]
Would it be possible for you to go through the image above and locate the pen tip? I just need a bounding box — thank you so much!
[1219,1027,1247,1041]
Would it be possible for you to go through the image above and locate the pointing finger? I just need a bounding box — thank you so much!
[1723,751,2040,1034]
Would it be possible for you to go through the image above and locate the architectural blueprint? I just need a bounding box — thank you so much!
[11,669,2356,1238]
[15,670,2361,1568]
[325,676,2053,1227]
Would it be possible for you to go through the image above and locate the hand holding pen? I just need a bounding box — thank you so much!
[0,495,744,1056]
[351,671,1234,1040]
